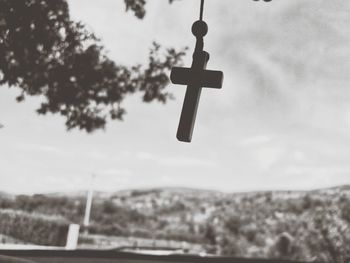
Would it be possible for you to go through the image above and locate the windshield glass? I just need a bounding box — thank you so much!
[0,0,350,262]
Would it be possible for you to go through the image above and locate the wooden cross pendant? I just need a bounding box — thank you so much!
[170,21,224,143]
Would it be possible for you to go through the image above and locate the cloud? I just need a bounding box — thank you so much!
[158,156,216,167]
[214,0,350,117]
[239,135,273,146]
[15,143,68,155]
[136,151,216,167]
[98,168,132,176]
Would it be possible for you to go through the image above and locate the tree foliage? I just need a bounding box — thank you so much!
[309,207,350,263]
[0,0,185,132]
[124,0,176,19]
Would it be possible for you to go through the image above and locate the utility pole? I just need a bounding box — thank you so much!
[83,174,96,232]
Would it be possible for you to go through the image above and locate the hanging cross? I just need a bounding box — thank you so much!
[170,21,224,142]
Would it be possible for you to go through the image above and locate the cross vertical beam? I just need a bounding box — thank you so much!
[173,51,208,142]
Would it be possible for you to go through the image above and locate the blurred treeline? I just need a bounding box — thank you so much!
[0,187,349,262]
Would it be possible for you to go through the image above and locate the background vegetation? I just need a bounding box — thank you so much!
[0,209,69,246]
[0,186,349,262]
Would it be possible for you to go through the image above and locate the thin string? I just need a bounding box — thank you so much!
[199,0,205,21]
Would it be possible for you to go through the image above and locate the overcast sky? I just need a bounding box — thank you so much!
[1,0,350,194]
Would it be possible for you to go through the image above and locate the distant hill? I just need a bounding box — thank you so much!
[326,184,350,192]
[29,184,350,199]
[43,187,224,200]
[0,191,13,200]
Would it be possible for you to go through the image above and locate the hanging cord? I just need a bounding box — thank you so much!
[192,0,207,52]
[199,0,205,21]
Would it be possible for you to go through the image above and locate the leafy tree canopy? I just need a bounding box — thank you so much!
[0,0,185,132]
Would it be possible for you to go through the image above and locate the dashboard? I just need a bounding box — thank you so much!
[0,250,303,263]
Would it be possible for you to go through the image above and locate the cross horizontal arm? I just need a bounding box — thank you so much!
[203,70,224,89]
[170,67,224,89]
[170,67,191,85]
